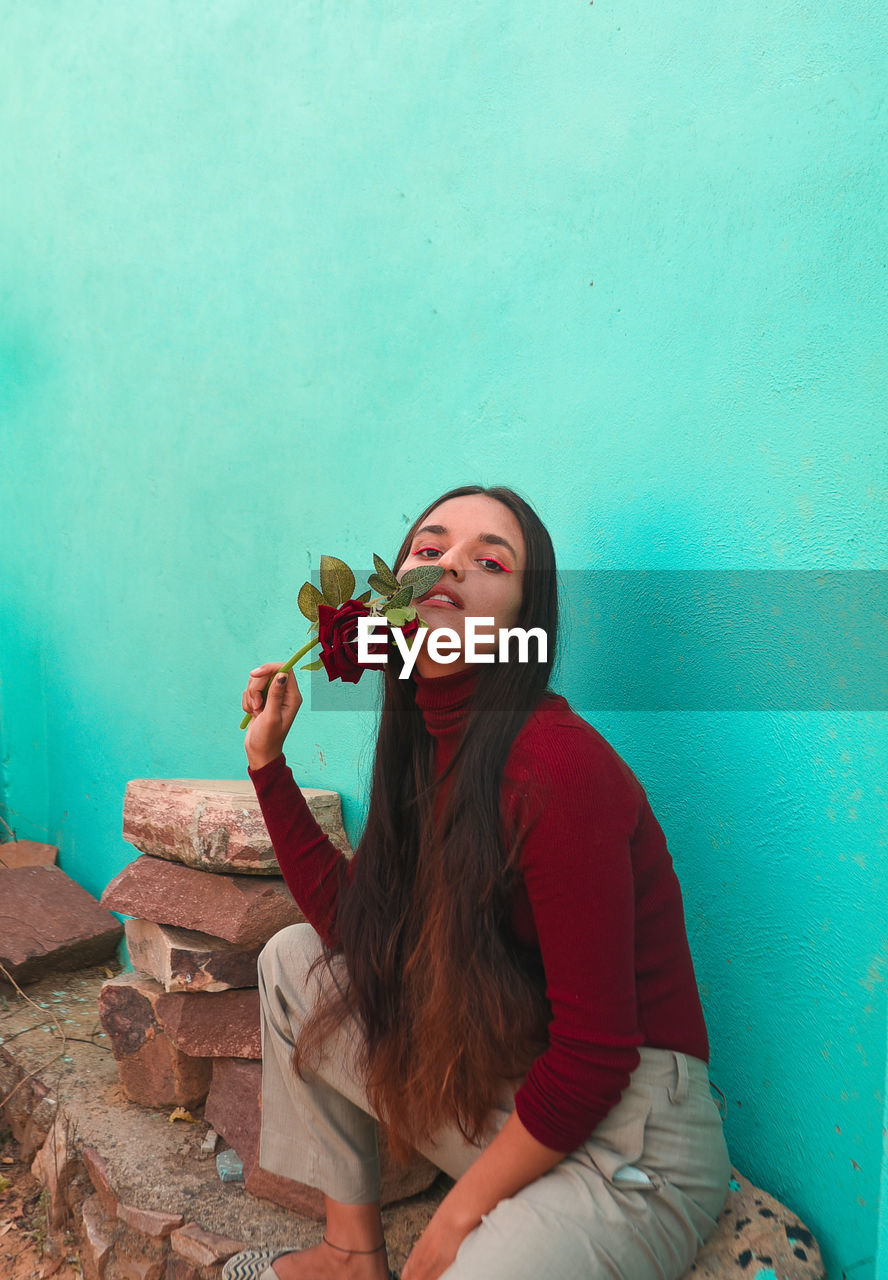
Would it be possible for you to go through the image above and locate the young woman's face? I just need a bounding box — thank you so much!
[398,493,526,676]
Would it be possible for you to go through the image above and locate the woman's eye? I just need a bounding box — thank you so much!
[478,557,508,572]
[414,546,442,559]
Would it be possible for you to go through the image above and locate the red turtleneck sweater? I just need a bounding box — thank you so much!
[248,666,709,1153]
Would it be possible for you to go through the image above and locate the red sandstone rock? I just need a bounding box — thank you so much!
[98,974,212,1107]
[82,1145,120,1217]
[0,865,123,984]
[0,840,57,868]
[125,919,262,992]
[170,1223,246,1266]
[80,1193,115,1280]
[165,1261,202,1280]
[102,855,304,946]
[155,988,261,1059]
[123,777,352,874]
[0,1051,55,1162]
[117,1203,185,1237]
[205,1057,438,1219]
[115,1034,212,1109]
[31,1114,78,1229]
[115,1260,165,1280]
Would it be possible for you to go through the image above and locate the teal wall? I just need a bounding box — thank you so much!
[1,3,884,1274]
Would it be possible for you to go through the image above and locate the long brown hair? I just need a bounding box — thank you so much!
[294,485,559,1159]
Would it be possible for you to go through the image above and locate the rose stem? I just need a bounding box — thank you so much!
[239,635,320,729]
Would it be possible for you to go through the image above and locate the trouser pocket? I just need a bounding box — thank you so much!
[578,1089,654,1186]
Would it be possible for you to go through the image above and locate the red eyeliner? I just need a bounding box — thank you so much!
[413,546,513,572]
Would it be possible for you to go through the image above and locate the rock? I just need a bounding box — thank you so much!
[31,1113,78,1229]
[98,974,212,1108]
[123,778,352,874]
[155,988,261,1060]
[682,1167,824,1278]
[82,1145,119,1218]
[115,1259,165,1280]
[124,919,262,993]
[205,1057,439,1219]
[102,855,304,946]
[117,1034,212,1110]
[116,1203,184,1237]
[0,865,123,984]
[170,1223,246,1267]
[216,1148,244,1182]
[0,840,58,869]
[166,1261,202,1280]
[16,1076,56,1165]
[80,1193,116,1280]
[200,1128,219,1154]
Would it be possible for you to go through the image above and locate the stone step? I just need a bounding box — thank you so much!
[0,864,123,985]
[101,855,305,946]
[123,778,352,875]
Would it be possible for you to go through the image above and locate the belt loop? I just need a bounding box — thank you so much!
[668,1052,689,1104]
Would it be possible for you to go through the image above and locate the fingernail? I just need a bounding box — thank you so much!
[276,673,287,685]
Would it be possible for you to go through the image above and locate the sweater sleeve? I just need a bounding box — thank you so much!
[507,721,644,1153]
[248,754,348,946]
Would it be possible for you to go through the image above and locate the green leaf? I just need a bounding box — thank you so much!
[385,607,411,626]
[301,657,325,671]
[356,589,372,604]
[298,581,326,623]
[372,554,399,591]
[320,556,356,607]
[368,574,395,597]
[399,565,443,597]
[385,584,413,611]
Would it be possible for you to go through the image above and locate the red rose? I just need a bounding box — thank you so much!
[317,599,376,684]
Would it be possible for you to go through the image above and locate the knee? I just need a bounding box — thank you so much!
[258,921,325,989]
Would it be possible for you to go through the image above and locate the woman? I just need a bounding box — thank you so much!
[225,486,730,1280]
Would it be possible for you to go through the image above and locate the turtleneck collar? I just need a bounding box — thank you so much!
[412,664,479,770]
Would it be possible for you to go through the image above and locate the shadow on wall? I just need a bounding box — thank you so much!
[562,568,886,713]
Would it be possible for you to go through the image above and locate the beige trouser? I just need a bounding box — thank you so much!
[258,923,731,1280]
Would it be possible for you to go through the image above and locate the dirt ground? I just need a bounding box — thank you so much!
[0,1127,81,1280]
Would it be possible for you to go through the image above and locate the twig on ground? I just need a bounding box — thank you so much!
[0,966,67,1046]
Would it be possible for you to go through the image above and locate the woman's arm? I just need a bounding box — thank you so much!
[402,1111,563,1280]
[244,665,348,944]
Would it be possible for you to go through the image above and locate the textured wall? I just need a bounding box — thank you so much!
[1,3,885,1274]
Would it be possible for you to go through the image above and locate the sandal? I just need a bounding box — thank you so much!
[221,1245,398,1280]
[222,1250,294,1280]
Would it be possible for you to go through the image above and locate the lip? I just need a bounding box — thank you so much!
[417,585,464,609]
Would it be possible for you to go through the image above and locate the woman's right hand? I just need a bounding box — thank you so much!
[242,663,303,771]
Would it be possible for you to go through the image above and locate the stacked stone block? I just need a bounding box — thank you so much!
[99,778,437,1216]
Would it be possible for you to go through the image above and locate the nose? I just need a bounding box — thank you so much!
[436,545,467,579]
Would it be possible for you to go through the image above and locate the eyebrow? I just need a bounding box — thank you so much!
[412,524,519,561]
